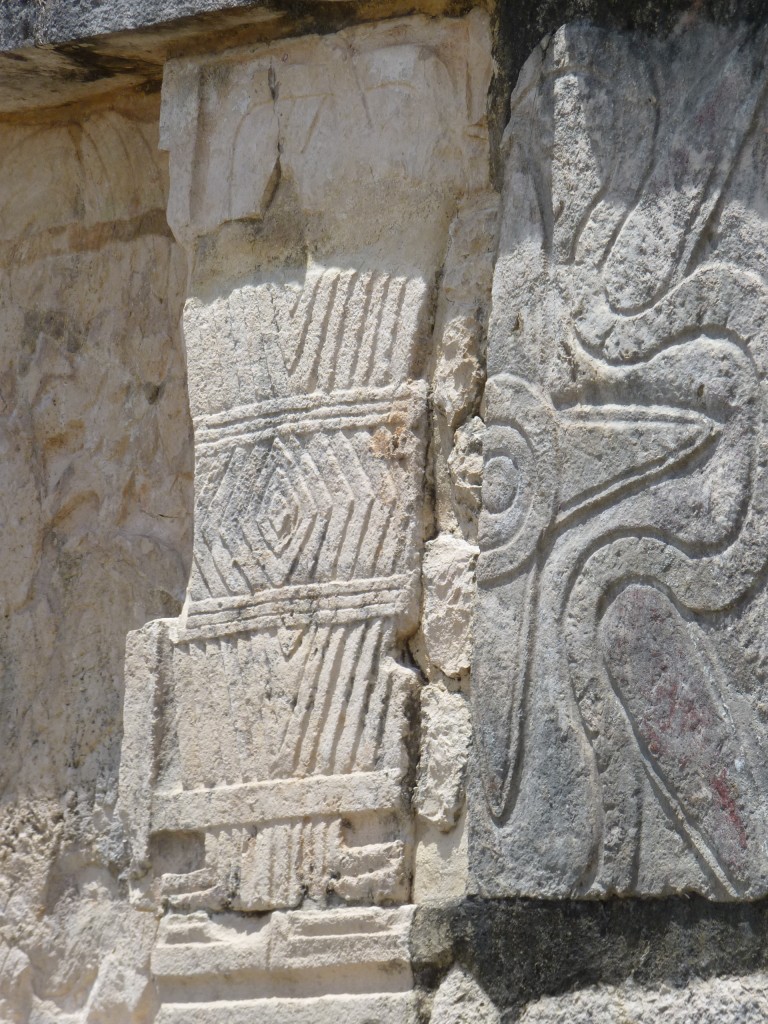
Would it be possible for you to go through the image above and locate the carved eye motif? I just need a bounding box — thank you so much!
[482,454,519,515]
[477,375,558,583]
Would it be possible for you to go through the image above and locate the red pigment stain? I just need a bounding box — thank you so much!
[712,769,748,850]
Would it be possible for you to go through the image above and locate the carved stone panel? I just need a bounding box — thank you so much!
[472,23,768,898]
[117,11,490,1018]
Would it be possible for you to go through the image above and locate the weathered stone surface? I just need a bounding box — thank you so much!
[430,965,500,1024]
[519,975,768,1024]
[0,90,192,1018]
[430,194,497,542]
[448,417,485,544]
[9,1,768,1019]
[148,905,418,1022]
[418,534,477,684]
[411,896,768,1020]
[416,685,471,831]
[471,20,768,899]
[116,10,491,1018]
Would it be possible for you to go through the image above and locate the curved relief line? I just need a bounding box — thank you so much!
[316,434,357,580]
[321,270,357,394]
[328,620,384,775]
[588,32,766,311]
[535,401,760,882]
[348,272,386,387]
[287,271,324,378]
[508,56,638,126]
[242,633,270,780]
[554,415,721,530]
[305,272,342,393]
[224,636,254,781]
[272,621,320,774]
[213,637,243,786]
[563,66,659,267]
[574,273,768,376]
[294,624,350,776]
[378,277,408,382]
[557,429,766,883]
[588,578,741,896]
[572,330,762,399]
[315,621,369,775]
[474,566,538,821]
[339,271,375,391]
[478,378,559,585]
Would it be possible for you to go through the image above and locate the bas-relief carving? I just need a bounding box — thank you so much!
[472,23,768,899]
[117,11,490,1019]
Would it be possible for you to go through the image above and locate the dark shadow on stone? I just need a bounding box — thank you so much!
[413,896,768,1015]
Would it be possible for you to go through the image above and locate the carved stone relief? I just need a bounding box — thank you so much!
[471,22,768,899]
[117,11,491,1018]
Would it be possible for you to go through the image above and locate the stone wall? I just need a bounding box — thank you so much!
[0,89,192,1019]
[3,1,768,1021]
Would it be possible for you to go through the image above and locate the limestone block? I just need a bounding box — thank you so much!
[430,966,500,1024]
[160,11,491,248]
[416,686,471,831]
[118,16,492,1022]
[0,91,191,1018]
[430,195,497,540]
[471,22,768,898]
[150,906,418,1023]
[0,947,32,1024]
[432,194,498,434]
[419,535,477,683]
[448,417,485,544]
[519,975,768,1024]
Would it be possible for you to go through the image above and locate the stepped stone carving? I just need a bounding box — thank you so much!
[471,22,768,899]
[117,10,490,1019]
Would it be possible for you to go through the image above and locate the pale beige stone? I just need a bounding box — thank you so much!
[430,196,497,541]
[412,807,468,904]
[416,685,471,830]
[419,535,477,683]
[0,91,191,1019]
[448,417,484,544]
[117,11,492,1021]
[430,966,500,1024]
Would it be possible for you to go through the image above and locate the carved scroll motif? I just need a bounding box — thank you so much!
[473,24,768,898]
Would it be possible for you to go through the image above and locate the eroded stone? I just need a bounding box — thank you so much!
[416,685,471,832]
[117,11,492,1019]
[430,966,500,1024]
[471,20,768,899]
[519,975,768,1024]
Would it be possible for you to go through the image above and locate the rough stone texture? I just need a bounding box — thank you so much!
[430,965,500,1023]
[7,2,768,1021]
[519,974,768,1024]
[471,19,768,900]
[0,90,192,1019]
[0,1,484,117]
[412,897,768,1021]
[416,685,471,831]
[418,535,477,684]
[115,11,491,1019]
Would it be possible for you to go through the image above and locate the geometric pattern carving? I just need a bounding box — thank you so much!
[472,22,768,899]
[120,258,430,916]
[189,385,423,603]
[150,907,418,1023]
[117,20,492,1021]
